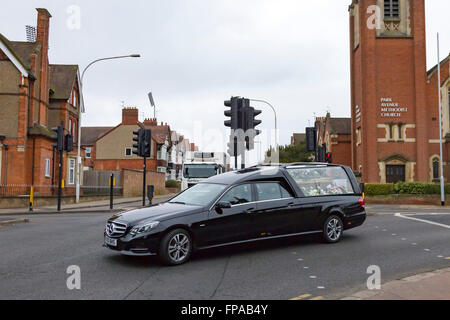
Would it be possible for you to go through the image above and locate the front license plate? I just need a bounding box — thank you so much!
[105,236,117,247]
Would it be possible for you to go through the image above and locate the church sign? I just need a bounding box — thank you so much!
[380,97,408,118]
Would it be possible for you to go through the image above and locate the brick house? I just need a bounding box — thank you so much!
[290,133,306,146]
[349,0,450,183]
[315,114,352,167]
[80,126,113,169]
[0,8,84,192]
[87,108,158,172]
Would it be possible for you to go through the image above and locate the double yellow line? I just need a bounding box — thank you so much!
[290,294,324,301]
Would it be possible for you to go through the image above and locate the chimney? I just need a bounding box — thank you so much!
[122,107,139,125]
[36,8,52,126]
[143,118,158,126]
[36,9,51,47]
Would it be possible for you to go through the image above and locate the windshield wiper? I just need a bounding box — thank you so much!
[170,201,187,205]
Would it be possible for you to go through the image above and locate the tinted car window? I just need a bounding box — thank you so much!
[221,184,253,205]
[286,166,354,197]
[256,183,283,201]
[170,183,227,206]
[280,185,293,198]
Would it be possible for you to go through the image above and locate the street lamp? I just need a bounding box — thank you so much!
[436,33,445,206]
[0,134,8,187]
[76,54,141,203]
[249,99,278,163]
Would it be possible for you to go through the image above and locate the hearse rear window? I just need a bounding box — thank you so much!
[286,166,354,197]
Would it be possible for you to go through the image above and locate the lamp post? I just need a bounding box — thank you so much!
[76,54,141,203]
[249,99,278,162]
[0,134,8,188]
[437,34,445,206]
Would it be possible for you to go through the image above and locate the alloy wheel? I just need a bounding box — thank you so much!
[326,218,343,241]
[168,233,190,262]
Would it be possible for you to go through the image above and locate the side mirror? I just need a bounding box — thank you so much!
[215,201,231,214]
[217,201,232,209]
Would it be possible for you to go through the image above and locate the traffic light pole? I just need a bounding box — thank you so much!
[234,137,238,170]
[143,156,147,207]
[57,146,63,212]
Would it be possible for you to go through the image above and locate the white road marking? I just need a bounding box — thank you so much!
[424,249,431,252]
[304,267,309,269]
[438,255,444,258]
[317,286,325,289]
[392,234,397,236]
[310,276,317,279]
[412,243,418,246]
[297,259,304,261]
[395,213,450,229]
[401,238,407,241]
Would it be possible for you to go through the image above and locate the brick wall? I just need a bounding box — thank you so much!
[122,169,166,197]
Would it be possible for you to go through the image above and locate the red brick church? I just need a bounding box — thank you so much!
[349,0,450,183]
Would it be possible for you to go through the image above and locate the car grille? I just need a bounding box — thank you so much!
[105,221,128,238]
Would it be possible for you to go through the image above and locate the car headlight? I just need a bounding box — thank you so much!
[130,221,160,235]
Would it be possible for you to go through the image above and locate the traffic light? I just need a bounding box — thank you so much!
[326,152,333,164]
[143,129,152,158]
[132,129,144,157]
[224,97,240,130]
[244,104,262,151]
[306,127,317,152]
[65,134,73,152]
[52,124,64,152]
[133,129,151,158]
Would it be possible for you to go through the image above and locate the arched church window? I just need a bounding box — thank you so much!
[433,158,440,180]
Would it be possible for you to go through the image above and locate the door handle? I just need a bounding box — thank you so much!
[245,208,256,213]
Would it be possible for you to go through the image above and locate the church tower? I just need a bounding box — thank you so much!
[349,0,430,183]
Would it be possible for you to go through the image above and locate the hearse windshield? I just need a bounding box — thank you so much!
[169,183,227,206]
[286,166,355,197]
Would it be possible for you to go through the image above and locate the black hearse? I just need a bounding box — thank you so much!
[104,164,366,265]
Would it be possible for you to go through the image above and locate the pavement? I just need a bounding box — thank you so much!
[342,267,450,300]
[0,204,448,300]
[0,194,176,216]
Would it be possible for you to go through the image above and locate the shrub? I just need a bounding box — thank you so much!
[364,182,449,195]
[165,180,179,188]
[364,183,394,195]
[394,182,441,195]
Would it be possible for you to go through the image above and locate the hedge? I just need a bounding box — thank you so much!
[165,180,180,188]
[364,182,450,195]
[364,184,394,195]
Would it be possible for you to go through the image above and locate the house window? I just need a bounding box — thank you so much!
[45,158,51,178]
[384,0,400,19]
[72,120,76,139]
[448,88,450,125]
[68,158,76,185]
[85,147,92,159]
[433,159,440,180]
[125,148,132,157]
[73,90,77,108]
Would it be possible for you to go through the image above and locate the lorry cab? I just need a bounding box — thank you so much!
[181,152,229,191]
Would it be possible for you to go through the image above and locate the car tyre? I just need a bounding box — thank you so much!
[158,229,193,266]
[323,215,344,243]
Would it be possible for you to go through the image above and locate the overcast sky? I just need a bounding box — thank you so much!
[1,0,449,155]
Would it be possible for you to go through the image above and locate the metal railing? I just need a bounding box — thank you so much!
[0,185,122,197]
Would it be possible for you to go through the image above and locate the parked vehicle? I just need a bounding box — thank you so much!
[104,163,366,265]
[181,152,229,191]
